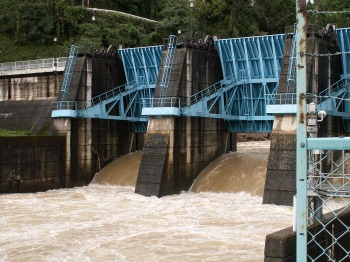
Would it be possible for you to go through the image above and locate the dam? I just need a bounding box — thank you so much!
[1,3,350,259]
[1,27,348,200]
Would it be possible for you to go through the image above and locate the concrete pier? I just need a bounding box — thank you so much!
[135,45,236,197]
[263,29,344,206]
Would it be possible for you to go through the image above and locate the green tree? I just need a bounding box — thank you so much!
[156,0,190,37]
[254,0,295,35]
[191,0,260,38]
[311,0,350,28]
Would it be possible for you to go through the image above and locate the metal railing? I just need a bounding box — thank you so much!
[186,75,237,106]
[142,97,181,108]
[86,81,136,108]
[52,101,77,111]
[318,75,350,102]
[266,93,298,105]
[0,57,67,72]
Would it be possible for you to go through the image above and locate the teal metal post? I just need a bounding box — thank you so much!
[296,0,308,261]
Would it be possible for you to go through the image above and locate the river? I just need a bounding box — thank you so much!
[0,141,294,261]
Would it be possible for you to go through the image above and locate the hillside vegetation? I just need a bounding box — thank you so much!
[0,0,349,62]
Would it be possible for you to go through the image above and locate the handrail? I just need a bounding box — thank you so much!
[266,93,298,105]
[87,80,136,108]
[318,74,350,102]
[185,74,237,106]
[142,97,181,108]
[52,101,77,111]
[0,57,67,71]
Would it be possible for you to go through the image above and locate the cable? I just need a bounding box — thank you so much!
[308,10,350,14]
[301,51,350,57]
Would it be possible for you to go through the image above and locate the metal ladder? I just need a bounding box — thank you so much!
[287,25,297,96]
[61,45,78,100]
[159,35,177,99]
[242,82,251,116]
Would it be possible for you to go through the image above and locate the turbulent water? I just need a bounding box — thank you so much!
[0,141,295,262]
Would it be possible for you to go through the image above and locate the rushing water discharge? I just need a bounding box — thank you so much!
[0,141,295,261]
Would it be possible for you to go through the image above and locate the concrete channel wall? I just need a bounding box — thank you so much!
[0,136,65,193]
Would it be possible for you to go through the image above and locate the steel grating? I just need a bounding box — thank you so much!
[306,142,350,261]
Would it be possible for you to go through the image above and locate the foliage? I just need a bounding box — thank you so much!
[254,0,295,35]
[0,0,158,61]
[308,0,350,28]
[0,128,31,137]
[1,0,350,63]
[156,0,190,37]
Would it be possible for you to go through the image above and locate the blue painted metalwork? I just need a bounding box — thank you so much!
[142,34,285,132]
[140,35,179,115]
[179,74,275,132]
[52,45,163,133]
[142,97,181,116]
[160,35,177,95]
[53,81,149,132]
[181,34,285,132]
[61,45,78,100]
[51,101,78,118]
[52,30,350,134]
[336,28,350,77]
[267,28,350,119]
[287,24,297,94]
[215,34,285,80]
[295,0,308,261]
[318,74,350,117]
[118,45,163,85]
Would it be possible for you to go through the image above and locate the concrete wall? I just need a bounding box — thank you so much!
[0,136,65,193]
[0,73,62,101]
[264,209,350,261]
[135,47,236,197]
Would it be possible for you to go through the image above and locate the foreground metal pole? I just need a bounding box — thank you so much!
[296,0,308,261]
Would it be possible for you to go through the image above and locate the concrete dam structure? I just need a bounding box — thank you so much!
[0,26,349,204]
[0,40,235,195]
[1,22,350,261]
